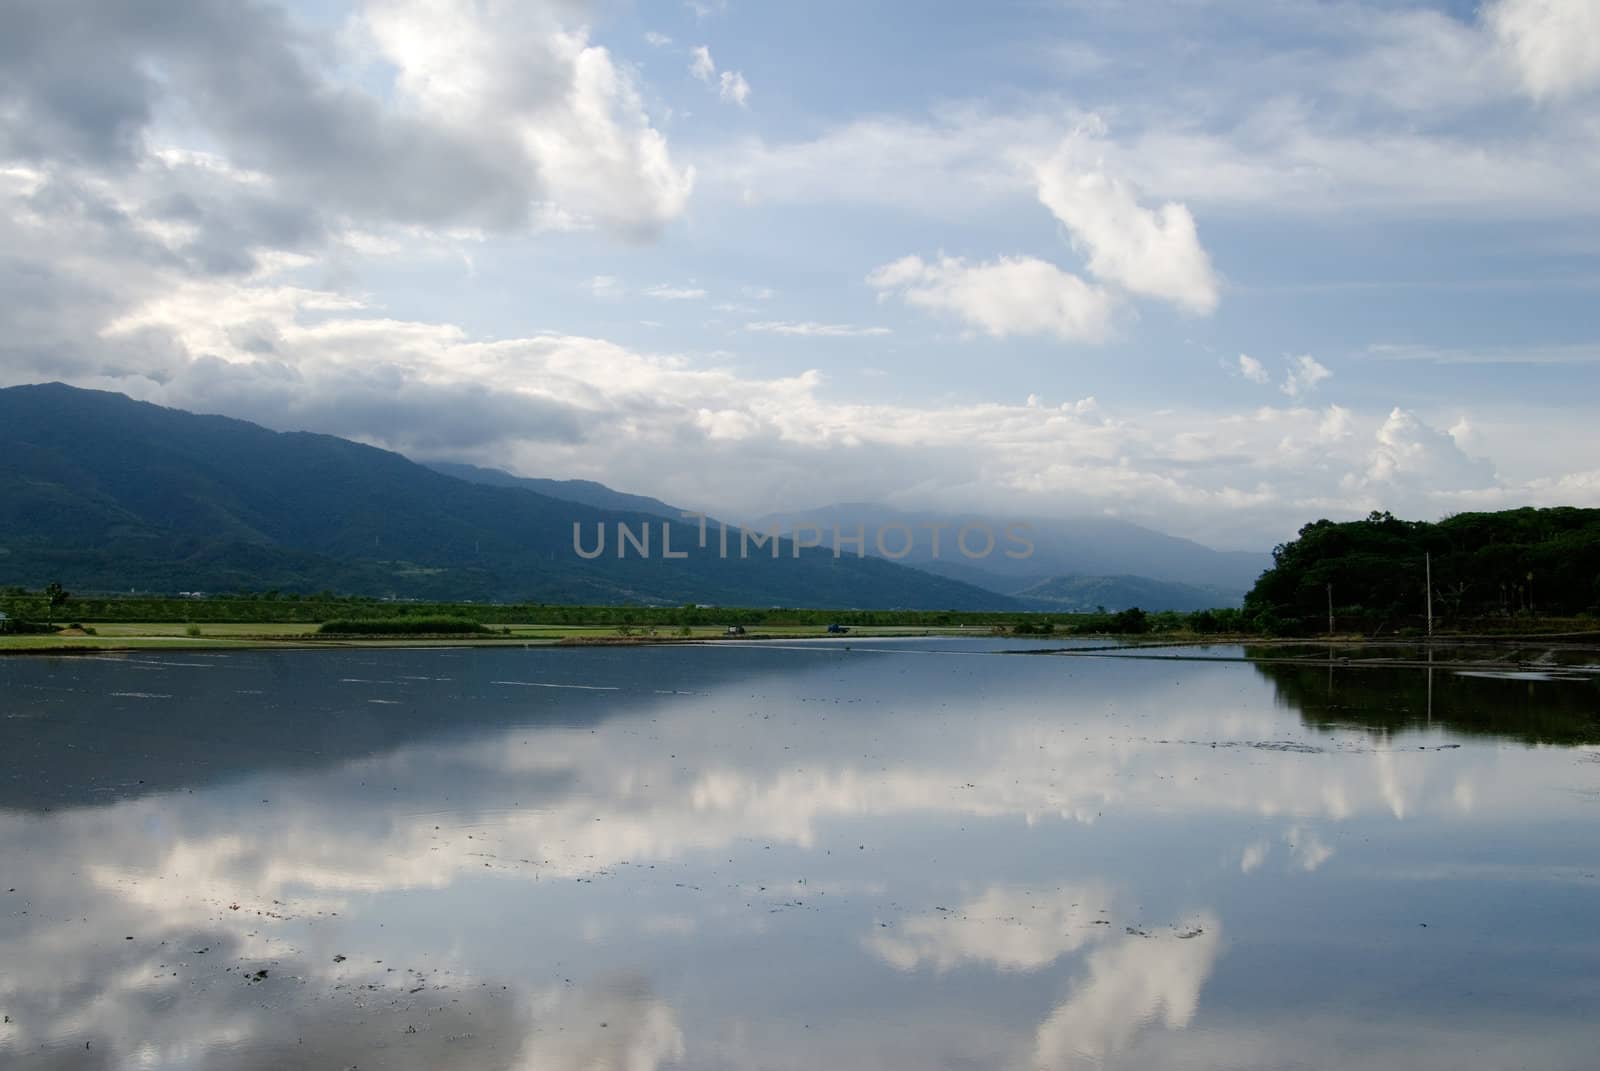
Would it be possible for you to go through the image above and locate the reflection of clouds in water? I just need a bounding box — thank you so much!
[1284,825,1334,872]
[5,652,1595,1069]
[1035,920,1222,1070]
[867,883,1113,973]
[1,807,682,1070]
[52,706,1513,910]
[517,979,684,1071]
[0,921,680,1071]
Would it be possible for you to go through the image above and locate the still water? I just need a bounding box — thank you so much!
[2,639,1598,1069]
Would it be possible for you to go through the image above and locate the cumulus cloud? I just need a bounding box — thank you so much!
[856,140,1217,343]
[719,70,752,107]
[1362,407,1497,491]
[1320,404,1353,441]
[0,0,692,244]
[866,254,1116,342]
[361,0,693,238]
[8,245,1588,549]
[1237,354,1269,384]
[690,45,716,82]
[1281,355,1332,399]
[1486,0,1600,100]
[1035,144,1220,314]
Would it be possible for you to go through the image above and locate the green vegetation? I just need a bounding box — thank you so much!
[318,617,491,635]
[0,616,58,635]
[43,581,70,626]
[1246,508,1600,635]
[0,589,1226,637]
[0,383,1011,610]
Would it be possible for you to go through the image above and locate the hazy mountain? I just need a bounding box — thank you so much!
[1014,574,1242,613]
[426,461,686,521]
[751,503,1268,596]
[0,384,1015,609]
[428,473,1247,611]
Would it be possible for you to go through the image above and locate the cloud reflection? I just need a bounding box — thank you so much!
[1034,920,1222,1070]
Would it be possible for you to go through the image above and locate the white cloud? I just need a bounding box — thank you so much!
[689,44,751,106]
[1486,0,1600,100]
[643,284,707,300]
[708,29,1600,222]
[590,274,623,298]
[61,269,1597,547]
[1281,355,1332,399]
[1362,407,1497,491]
[719,70,752,107]
[1035,144,1220,314]
[867,254,1116,343]
[360,0,693,238]
[744,321,890,337]
[0,0,694,247]
[644,31,673,48]
[1319,404,1353,441]
[689,45,716,83]
[1237,354,1269,384]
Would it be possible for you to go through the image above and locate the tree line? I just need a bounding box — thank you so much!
[1244,507,1600,635]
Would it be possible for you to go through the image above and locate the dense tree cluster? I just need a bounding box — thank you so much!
[1244,508,1600,634]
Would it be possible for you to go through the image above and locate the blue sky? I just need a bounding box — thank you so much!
[3,0,1598,548]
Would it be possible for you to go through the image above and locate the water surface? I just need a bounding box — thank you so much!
[2,641,1598,1069]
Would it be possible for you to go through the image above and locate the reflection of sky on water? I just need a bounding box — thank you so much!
[2,643,1598,1069]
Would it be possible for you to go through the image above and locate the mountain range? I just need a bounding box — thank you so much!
[749,503,1264,604]
[0,384,1265,609]
[0,384,1008,608]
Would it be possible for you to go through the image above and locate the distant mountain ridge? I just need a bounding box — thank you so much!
[1014,574,1241,613]
[750,503,1268,596]
[426,461,686,521]
[0,384,1014,609]
[429,469,1249,611]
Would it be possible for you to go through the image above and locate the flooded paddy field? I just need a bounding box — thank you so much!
[2,638,1598,1069]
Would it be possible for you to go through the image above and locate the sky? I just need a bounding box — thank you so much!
[2,0,1599,550]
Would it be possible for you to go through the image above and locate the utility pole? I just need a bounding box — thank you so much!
[1425,552,1433,638]
[1326,582,1334,637]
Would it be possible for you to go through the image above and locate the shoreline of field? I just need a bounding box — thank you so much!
[0,624,979,655]
[5,625,1599,673]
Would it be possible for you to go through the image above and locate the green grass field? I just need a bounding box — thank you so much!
[0,621,978,654]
